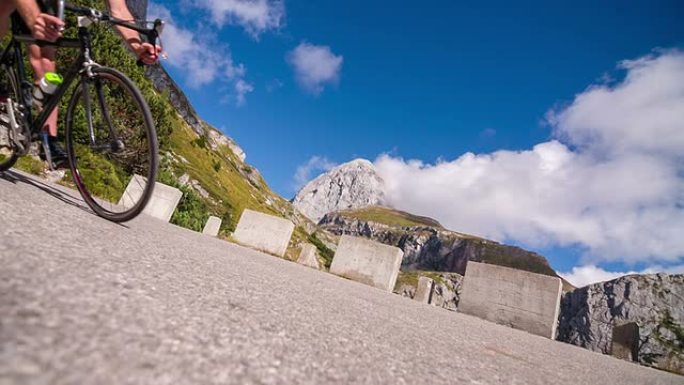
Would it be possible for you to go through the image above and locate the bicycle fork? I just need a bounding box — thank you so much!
[80,78,124,153]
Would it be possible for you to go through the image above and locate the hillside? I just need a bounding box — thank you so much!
[8,0,327,261]
[338,206,444,229]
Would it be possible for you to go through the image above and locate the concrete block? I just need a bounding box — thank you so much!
[297,244,320,270]
[202,216,222,237]
[611,323,639,362]
[233,209,294,257]
[118,174,182,222]
[414,277,434,304]
[330,235,403,292]
[459,262,562,339]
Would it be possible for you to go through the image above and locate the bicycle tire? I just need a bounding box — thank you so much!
[65,66,158,222]
[0,64,21,172]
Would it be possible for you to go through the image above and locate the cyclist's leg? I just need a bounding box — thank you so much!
[29,44,65,164]
[28,44,58,136]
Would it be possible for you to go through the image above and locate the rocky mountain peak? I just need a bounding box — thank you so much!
[292,158,385,222]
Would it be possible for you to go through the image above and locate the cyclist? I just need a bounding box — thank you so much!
[0,0,159,165]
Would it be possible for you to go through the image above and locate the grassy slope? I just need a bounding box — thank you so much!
[339,206,444,228]
[164,120,314,252]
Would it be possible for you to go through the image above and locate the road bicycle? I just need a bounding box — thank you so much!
[0,1,164,222]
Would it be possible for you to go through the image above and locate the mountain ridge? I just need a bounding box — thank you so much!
[319,207,576,290]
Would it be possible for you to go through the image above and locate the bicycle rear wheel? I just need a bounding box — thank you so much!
[65,67,158,222]
[0,64,21,172]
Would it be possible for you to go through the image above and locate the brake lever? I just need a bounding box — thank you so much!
[136,19,164,67]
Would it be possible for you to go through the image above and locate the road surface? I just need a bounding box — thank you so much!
[0,169,680,384]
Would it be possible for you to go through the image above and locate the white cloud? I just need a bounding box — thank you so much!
[549,51,684,158]
[294,156,338,191]
[150,3,253,105]
[560,264,684,288]
[288,43,344,95]
[190,0,285,38]
[374,50,684,267]
[234,79,254,106]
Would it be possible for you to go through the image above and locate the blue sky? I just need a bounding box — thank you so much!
[151,0,683,286]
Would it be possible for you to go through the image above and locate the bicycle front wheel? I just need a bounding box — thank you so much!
[65,67,158,222]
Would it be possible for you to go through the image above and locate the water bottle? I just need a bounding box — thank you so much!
[33,72,63,110]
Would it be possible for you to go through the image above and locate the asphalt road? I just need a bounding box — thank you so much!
[0,169,681,385]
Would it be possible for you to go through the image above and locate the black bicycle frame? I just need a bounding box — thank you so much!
[2,33,82,136]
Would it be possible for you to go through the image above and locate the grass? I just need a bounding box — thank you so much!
[339,206,444,228]
[308,232,335,268]
[464,239,559,278]
[15,156,45,176]
[394,270,451,291]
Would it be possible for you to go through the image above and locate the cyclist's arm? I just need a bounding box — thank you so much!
[106,0,159,64]
[14,0,64,41]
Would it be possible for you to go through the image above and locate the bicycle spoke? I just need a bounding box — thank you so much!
[66,67,157,222]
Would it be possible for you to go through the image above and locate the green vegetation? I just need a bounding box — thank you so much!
[69,144,129,203]
[15,156,45,176]
[394,270,450,291]
[656,310,684,351]
[308,232,335,268]
[474,240,558,277]
[212,160,221,172]
[339,206,444,228]
[644,310,684,373]
[192,136,208,149]
[156,166,209,232]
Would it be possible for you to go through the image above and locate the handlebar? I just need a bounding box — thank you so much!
[57,0,65,23]
[61,2,165,66]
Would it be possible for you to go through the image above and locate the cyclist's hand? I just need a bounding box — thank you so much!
[32,13,64,42]
[131,42,161,65]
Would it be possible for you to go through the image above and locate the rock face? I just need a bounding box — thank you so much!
[147,65,205,136]
[146,65,247,162]
[394,273,463,312]
[557,274,684,374]
[292,159,385,222]
[207,128,246,162]
[319,212,560,279]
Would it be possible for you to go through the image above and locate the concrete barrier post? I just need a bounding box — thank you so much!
[202,216,222,237]
[458,262,562,339]
[233,209,295,257]
[296,244,320,270]
[119,174,182,222]
[414,276,434,304]
[330,235,403,292]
